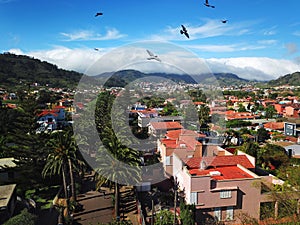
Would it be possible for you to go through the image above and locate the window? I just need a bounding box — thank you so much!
[220,190,232,199]
[214,207,221,221]
[226,206,234,220]
[190,192,197,205]
[165,156,171,165]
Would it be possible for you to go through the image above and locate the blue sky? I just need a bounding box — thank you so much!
[2,0,300,80]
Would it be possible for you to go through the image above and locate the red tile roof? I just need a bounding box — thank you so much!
[189,166,254,180]
[184,155,254,169]
[38,110,58,117]
[150,121,183,130]
[264,122,284,130]
[165,129,205,140]
[161,139,177,148]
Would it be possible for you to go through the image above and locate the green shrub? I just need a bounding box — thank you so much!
[3,209,37,225]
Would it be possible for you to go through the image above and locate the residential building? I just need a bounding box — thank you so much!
[172,153,262,224]
[0,184,17,224]
[0,158,17,183]
[148,121,183,138]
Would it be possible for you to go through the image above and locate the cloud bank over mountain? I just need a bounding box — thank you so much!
[8,45,300,81]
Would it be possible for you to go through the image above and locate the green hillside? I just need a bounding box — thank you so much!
[268,72,300,86]
[0,53,83,89]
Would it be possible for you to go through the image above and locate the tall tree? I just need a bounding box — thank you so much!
[7,96,50,193]
[42,130,84,203]
[95,90,141,220]
[265,105,277,119]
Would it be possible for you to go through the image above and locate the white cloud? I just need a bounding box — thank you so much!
[257,39,277,45]
[206,57,300,80]
[7,43,300,82]
[185,43,266,53]
[7,48,23,55]
[60,28,126,41]
[262,26,277,36]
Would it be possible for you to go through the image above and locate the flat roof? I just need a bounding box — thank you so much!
[0,184,16,208]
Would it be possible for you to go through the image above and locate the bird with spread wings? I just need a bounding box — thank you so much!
[146,50,161,62]
[204,0,215,8]
[180,25,190,39]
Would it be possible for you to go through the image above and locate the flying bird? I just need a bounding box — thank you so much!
[204,0,215,8]
[146,49,161,62]
[221,20,228,23]
[95,12,103,17]
[94,48,100,51]
[180,25,190,39]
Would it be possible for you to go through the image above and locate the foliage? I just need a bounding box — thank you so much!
[198,105,210,128]
[188,89,207,102]
[0,52,83,89]
[42,129,85,203]
[257,127,270,142]
[226,120,251,128]
[237,103,247,112]
[259,144,289,170]
[94,91,141,220]
[238,141,260,159]
[179,202,195,225]
[160,102,179,116]
[265,105,277,118]
[139,96,165,108]
[3,209,37,225]
[268,72,300,86]
[6,96,52,194]
[223,90,256,99]
[154,209,174,225]
[236,212,259,225]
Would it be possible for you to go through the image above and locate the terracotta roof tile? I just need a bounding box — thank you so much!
[150,121,183,130]
[189,166,254,180]
[184,155,254,169]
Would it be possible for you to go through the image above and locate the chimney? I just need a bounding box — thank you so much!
[200,159,207,170]
[194,142,203,157]
[218,150,226,156]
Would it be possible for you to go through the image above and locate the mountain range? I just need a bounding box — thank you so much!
[0,53,299,89]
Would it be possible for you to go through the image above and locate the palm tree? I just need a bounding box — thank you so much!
[42,130,84,204]
[96,128,141,220]
[94,90,141,220]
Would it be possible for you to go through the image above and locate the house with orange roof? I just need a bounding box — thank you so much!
[225,111,259,121]
[173,153,261,223]
[36,105,66,132]
[157,128,290,224]
[273,103,286,115]
[158,129,225,177]
[148,121,183,137]
[263,122,284,132]
[137,109,159,128]
[284,104,300,118]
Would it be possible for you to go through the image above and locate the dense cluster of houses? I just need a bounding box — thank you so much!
[2,83,300,224]
[128,88,300,224]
